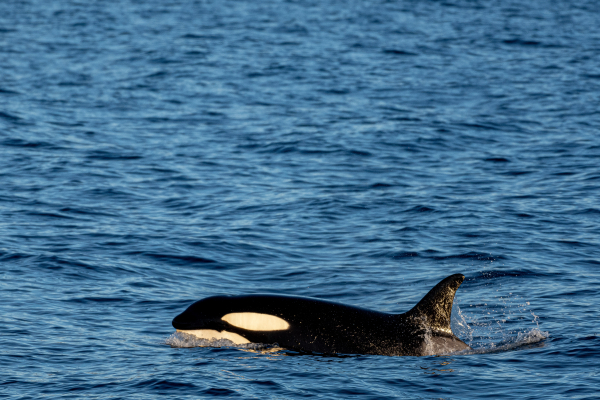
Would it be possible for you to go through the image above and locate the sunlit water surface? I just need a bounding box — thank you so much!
[1,0,599,398]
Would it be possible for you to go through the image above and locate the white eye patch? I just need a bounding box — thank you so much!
[221,313,290,331]
[177,329,250,344]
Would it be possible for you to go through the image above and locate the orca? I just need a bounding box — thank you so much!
[172,273,470,356]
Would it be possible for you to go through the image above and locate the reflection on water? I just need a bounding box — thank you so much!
[419,359,456,374]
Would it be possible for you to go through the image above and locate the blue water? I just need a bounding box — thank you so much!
[1,0,599,398]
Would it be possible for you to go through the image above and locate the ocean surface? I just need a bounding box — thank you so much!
[1,0,599,398]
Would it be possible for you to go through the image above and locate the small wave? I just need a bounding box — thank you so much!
[503,39,541,46]
[433,252,506,261]
[382,49,418,56]
[165,331,278,351]
[0,111,23,122]
[132,379,196,390]
[0,252,34,262]
[370,182,393,188]
[1,138,56,148]
[86,150,142,160]
[0,87,19,94]
[405,205,435,213]
[484,157,510,162]
[143,253,216,265]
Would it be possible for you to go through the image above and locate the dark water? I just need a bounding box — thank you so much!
[1,0,599,398]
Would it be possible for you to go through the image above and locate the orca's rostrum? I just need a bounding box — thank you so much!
[172,274,470,356]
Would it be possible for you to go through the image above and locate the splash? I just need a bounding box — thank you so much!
[165,331,278,351]
[450,300,549,355]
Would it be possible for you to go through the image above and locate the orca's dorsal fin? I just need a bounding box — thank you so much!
[406,274,465,335]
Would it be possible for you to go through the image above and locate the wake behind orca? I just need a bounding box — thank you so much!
[172,274,470,356]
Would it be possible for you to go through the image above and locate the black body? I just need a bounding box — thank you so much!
[172,274,470,356]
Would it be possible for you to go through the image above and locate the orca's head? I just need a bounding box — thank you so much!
[171,304,198,330]
[172,295,291,333]
[172,296,227,330]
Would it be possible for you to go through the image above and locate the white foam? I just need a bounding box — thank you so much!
[176,329,251,344]
[165,331,277,351]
